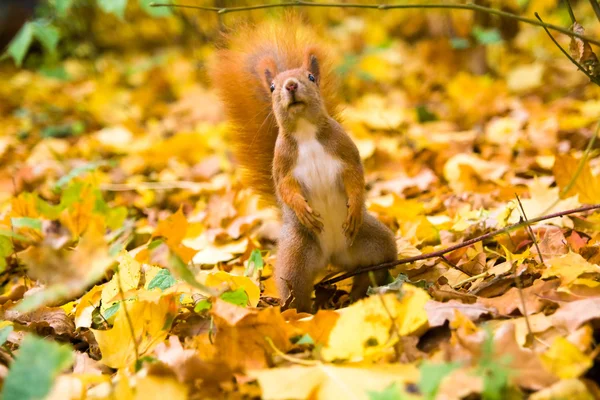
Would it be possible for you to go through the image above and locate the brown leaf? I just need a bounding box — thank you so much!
[552,297,600,332]
[425,300,494,328]
[154,336,233,384]
[428,283,477,303]
[210,299,292,370]
[2,306,75,337]
[569,23,600,78]
[477,279,559,316]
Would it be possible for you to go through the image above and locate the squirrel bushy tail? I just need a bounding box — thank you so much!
[209,15,340,205]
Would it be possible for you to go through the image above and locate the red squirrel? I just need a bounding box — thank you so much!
[210,17,397,312]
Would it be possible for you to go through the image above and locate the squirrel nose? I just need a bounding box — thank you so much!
[285,79,298,92]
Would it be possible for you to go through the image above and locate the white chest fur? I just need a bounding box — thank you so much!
[292,119,348,256]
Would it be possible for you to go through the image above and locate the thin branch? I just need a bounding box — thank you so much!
[99,181,205,191]
[316,204,600,287]
[590,0,600,23]
[565,0,576,23]
[116,266,140,366]
[507,252,533,344]
[368,272,402,361]
[542,119,600,216]
[149,1,600,46]
[535,13,600,84]
[515,194,544,264]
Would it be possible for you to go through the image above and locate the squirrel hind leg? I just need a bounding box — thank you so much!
[275,224,326,313]
[337,213,398,301]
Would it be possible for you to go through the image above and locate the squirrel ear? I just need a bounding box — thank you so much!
[303,49,320,84]
[257,56,278,93]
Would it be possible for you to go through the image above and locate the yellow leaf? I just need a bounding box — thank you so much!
[133,376,188,400]
[249,363,419,400]
[204,271,260,307]
[540,337,593,379]
[92,294,177,369]
[553,154,600,204]
[153,207,188,246]
[74,284,105,328]
[101,252,141,311]
[530,379,595,400]
[321,285,430,361]
[542,252,600,287]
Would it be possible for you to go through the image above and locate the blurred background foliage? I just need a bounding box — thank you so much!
[1,0,599,204]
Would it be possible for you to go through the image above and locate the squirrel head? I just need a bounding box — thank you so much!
[258,48,327,129]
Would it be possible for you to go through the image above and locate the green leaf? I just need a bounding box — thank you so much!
[53,0,75,17]
[103,302,120,320]
[97,0,128,19]
[245,249,264,276]
[31,22,60,54]
[10,217,42,231]
[295,334,314,345]
[450,37,470,49]
[54,162,104,190]
[476,328,512,400]
[220,288,249,307]
[2,335,74,400]
[416,105,438,123]
[419,361,461,400]
[194,299,211,313]
[473,27,503,45]
[0,236,14,257]
[168,252,215,296]
[367,383,406,400]
[0,325,14,347]
[7,22,34,66]
[148,269,177,291]
[139,0,172,17]
[0,230,30,242]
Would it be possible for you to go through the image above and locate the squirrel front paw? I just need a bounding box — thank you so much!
[294,201,324,235]
[343,204,362,245]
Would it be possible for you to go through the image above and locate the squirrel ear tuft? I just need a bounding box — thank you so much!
[303,49,320,84]
[257,56,278,93]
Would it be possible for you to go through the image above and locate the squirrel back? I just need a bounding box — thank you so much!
[209,16,340,205]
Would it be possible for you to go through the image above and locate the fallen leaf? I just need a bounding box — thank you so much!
[321,285,430,361]
[249,363,419,400]
[92,294,177,369]
[540,336,593,379]
[425,300,494,328]
[552,297,600,332]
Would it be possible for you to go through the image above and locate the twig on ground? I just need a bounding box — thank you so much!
[116,266,140,366]
[150,1,600,46]
[316,204,600,287]
[99,181,205,191]
[515,194,544,264]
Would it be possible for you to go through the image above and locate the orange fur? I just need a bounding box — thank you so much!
[208,15,340,205]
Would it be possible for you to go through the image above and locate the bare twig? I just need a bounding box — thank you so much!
[150,1,600,46]
[515,194,544,264]
[590,0,600,22]
[265,336,319,365]
[506,251,533,343]
[116,266,140,365]
[565,0,576,23]
[535,13,600,84]
[541,118,600,216]
[368,272,402,361]
[99,181,205,191]
[316,204,600,287]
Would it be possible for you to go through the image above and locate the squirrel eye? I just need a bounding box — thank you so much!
[308,73,316,83]
[270,83,275,92]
